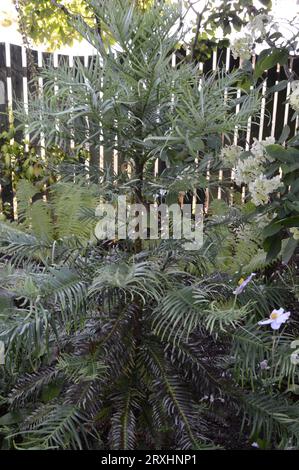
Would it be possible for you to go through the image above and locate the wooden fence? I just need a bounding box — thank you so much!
[0,43,298,219]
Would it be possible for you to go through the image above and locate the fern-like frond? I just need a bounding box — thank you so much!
[56,353,107,384]
[0,222,51,264]
[14,404,87,450]
[109,381,142,450]
[89,260,166,304]
[240,392,299,448]
[9,367,59,407]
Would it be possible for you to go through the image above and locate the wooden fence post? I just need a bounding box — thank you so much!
[0,43,14,220]
[0,43,298,216]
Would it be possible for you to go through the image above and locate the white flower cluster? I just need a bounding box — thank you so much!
[231,34,254,61]
[233,137,282,206]
[248,14,274,39]
[220,144,243,167]
[235,155,263,186]
[230,14,275,61]
[248,175,281,206]
[290,227,299,240]
[251,136,275,162]
[289,81,299,112]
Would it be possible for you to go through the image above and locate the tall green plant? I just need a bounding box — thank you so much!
[0,0,299,450]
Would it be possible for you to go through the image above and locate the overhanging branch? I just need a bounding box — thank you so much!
[50,0,105,53]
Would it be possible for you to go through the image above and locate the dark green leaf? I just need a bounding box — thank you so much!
[0,410,26,426]
[264,235,282,262]
[266,144,296,163]
[266,80,288,95]
[254,49,289,79]
[278,125,290,144]
[281,237,298,264]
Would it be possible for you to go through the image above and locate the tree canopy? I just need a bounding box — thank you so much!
[14,0,155,50]
[2,0,272,51]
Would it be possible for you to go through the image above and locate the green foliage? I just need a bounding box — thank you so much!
[17,0,155,50]
[259,142,299,263]
[0,127,75,220]
[19,0,88,49]
[188,0,272,61]
[0,190,298,449]
[14,0,272,54]
[254,48,289,80]
[0,0,299,451]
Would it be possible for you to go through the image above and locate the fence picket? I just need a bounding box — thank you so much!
[0,43,298,219]
[0,44,13,219]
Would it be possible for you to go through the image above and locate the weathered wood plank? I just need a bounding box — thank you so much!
[0,42,298,216]
[0,44,14,219]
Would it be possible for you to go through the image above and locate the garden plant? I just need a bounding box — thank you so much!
[0,0,298,450]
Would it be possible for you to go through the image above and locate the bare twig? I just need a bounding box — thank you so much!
[50,0,73,17]
[190,1,209,61]
[50,0,105,53]
[13,0,38,84]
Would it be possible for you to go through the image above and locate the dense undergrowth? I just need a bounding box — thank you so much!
[0,0,298,450]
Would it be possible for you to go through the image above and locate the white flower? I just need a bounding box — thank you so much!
[258,308,291,330]
[250,137,275,163]
[291,81,299,92]
[248,175,282,206]
[248,14,273,39]
[290,227,299,240]
[231,34,254,61]
[220,145,243,167]
[250,139,264,160]
[251,442,259,448]
[291,352,299,365]
[291,340,299,365]
[289,86,299,112]
[233,273,256,295]
[259,359,270,370]
[235,156,263,186]
[254,212,276,228]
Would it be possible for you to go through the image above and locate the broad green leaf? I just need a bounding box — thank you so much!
[0,410,26,426]
[266,144,297,164]
[254,49,288,79]
[263,220,283,238]
[264,235,282,262]
[266,80,288,95]
[281,237,298,264]
[41,383,63,403]
[278,125,290,144]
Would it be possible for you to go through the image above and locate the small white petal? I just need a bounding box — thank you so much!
[259,359,269,370]
[276,312,290,324]
[258,319,272,325]
[271,320,281,330]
